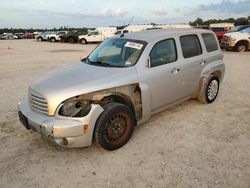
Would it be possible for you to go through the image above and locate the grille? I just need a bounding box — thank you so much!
[29,89,48,115]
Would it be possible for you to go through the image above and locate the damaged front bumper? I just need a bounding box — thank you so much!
[18,100,104,148]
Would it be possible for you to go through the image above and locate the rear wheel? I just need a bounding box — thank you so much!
[199,75,220,104]
[235,42,247,52]
[94,103,135,150]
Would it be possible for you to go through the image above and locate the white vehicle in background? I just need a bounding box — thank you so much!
[37,31,56,42]
[155,24,192,29]
[0,33,14,40]
[48,31,68,42]
[78,27,117,44]
[33,31,43,39]
[123,24,154,32]
[222,27,250,52]
[78,31,105,44]
[95,27,117,38]
[112,25,153,36]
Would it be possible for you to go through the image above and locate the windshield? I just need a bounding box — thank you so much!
[235,25,250,31]
[211,27,225,32]
[241,27,250,33]
[86,38,147,67]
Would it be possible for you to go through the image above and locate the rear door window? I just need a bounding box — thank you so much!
[201,33,218,52]
[180,35,202,58]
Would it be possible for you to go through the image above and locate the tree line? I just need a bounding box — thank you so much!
[189,16,250,26]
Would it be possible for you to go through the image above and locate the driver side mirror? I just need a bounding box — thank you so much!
[147,56,151,68]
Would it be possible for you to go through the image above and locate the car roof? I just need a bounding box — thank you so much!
[120,29,214,42]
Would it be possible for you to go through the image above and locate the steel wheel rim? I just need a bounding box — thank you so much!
[238,45,246,52]
[105,112,130,144]
[208,79,218,100]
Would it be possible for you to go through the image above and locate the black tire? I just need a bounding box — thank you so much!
[68,37,75,43]
[94,102,135,151]
[50,37,56,42]
[198,75,220,104]
[80,38,87,44]
[234,42,247,52]
[37,37,42,42]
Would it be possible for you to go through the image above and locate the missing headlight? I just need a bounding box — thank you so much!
[58,100,92,117]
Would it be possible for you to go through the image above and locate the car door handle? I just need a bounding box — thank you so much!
[171,68,180,74]
[200,60,207,65]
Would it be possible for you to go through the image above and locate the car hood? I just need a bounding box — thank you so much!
[30,62,138,114]
[224,31,250,38]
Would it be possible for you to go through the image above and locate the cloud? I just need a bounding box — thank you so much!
[198,0,250,14]
[100,8,126,17]
[186,0,250,19]
[152,6,167,16]
[100,8,112,17]
[113,8,125,17]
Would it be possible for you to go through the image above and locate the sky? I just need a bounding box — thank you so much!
[0,0,249,28]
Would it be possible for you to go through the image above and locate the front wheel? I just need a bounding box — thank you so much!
[199,75,220,104]
[80,39,87,44]
[37,37,42,42]
[235,42,247,52]
[50,37,56,42]
[94,103,135,150]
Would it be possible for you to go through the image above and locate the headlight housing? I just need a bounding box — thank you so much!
[229,37,236,42]
[58,98,91,117]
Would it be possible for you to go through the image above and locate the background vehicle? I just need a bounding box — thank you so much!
[95,27,117,38]
[78,31,106,44]
[14,33,24,39]
[48,31,67,42]
[20,33,34,39]
[123,24,154,32]
[0,33,14,40]
[33,31,43,39]
[210,23,235,42]
[79,27,117,44]
[37,31,55,42]
[193,25,210,30]
[59,30,87,43]
[222,27,250,52]
[156,24,192,29]
[227,25,250,33]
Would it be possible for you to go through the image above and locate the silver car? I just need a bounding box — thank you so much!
[18,29,225,150]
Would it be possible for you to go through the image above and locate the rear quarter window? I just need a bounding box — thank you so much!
[201,33,218,52]
[180,35,202,58]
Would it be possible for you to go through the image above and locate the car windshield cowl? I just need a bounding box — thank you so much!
[82,58,122,68]
[84,38,147,68]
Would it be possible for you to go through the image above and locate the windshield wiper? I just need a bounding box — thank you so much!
[82,57,121,67]
[90,61,115,67]
[86,58,115,67]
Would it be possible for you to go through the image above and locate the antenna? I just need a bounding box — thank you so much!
[128,16,135,26]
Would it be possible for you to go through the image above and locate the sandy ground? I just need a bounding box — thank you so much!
[0,39,249,188]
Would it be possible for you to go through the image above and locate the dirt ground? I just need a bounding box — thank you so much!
[0,39,249,188]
